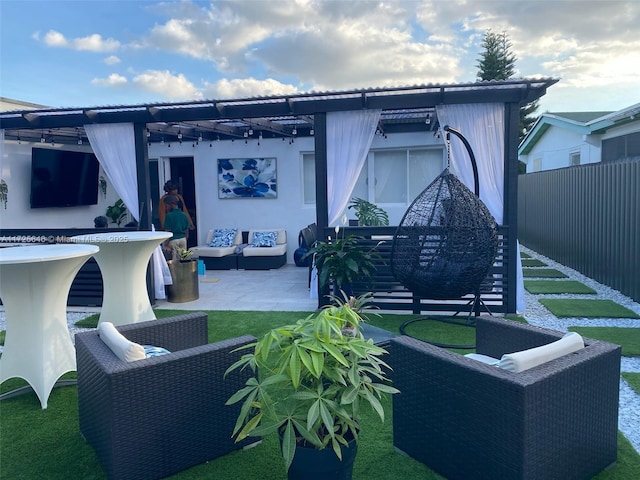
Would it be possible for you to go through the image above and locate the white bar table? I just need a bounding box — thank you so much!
[69,231,171,327]
[0,244,99,408]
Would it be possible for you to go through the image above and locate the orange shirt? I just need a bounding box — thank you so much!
[158,193,194,228]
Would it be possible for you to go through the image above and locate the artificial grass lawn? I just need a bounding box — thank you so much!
[520,251,531,258]
[569,327,640,357]
[622,372,640,396]
[540,299,640,319]
[521,258,548,267]
[524,280,597,295]
[2,310,640,479]
[522,268,568,278]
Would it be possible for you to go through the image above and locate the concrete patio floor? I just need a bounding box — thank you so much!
[155,263,318,312]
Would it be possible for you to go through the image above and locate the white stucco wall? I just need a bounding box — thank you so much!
[0,141,121,229]
[1,130,444,263]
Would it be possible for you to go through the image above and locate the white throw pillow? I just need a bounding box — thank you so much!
[497,332,584,373]
[98,322,146,362]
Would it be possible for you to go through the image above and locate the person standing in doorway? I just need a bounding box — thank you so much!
[158,180,194,232]
[162,195,190,260]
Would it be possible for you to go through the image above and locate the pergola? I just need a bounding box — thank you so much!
[0,78,558,312]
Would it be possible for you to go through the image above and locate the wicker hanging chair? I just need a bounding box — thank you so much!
[391,126,499,301]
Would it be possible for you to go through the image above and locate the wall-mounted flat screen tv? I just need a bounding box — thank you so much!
[30,147,100,208]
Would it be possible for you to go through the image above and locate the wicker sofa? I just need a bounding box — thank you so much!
[389,316,622,480]
[75,312,257,480]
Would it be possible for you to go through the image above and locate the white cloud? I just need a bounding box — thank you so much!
[74,34,120,52]
[104,55,121,65]
[91,74,127,87]
[43,30,68,47]
[203,77,298,99]
[132,70,203,100]
[41,29,119,52]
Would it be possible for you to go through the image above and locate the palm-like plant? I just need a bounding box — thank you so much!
[225,301,398,473]
[348,197,389,226]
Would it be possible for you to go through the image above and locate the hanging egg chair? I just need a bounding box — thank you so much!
[391,126,499,302]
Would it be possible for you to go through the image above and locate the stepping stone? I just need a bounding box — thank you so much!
[522,259,547,267]
[539,299,640,318]
[522,268,567,278]
[524,280,596,294]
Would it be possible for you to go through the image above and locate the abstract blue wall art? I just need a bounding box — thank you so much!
[217,157,277,199]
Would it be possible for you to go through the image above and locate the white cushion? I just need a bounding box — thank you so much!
[98,322,146,362]
[192,245,237,258]
[497,332,585,373]
[465,353,500,365]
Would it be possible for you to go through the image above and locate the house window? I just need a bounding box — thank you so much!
[302,148,444,205]
[602,132,640,163]
[570,152,580,166]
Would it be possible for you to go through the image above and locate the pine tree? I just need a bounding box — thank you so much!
[476,30,537,145]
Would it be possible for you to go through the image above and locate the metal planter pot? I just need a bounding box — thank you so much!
[166,259,199,303]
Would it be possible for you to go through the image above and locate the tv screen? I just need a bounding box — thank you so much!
[30,148,100,208]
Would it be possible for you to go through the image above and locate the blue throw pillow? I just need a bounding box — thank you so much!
[251,231,278,247]
[210,228,237,247]
[143,345,171,358]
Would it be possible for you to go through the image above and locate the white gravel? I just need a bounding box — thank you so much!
[1,247,639,453]
[520,246,640,454]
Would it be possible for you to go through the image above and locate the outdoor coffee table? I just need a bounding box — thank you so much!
[0,243,99,408]
[69,231,171,326]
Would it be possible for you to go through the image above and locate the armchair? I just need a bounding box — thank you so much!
[389,316,621,480]
[75,312,257,480]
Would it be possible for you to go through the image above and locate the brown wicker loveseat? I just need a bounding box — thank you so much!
[389,316,622,480]
[75,312,257,480]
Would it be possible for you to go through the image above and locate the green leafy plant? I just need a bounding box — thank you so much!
[225,300,398,472]
[304,231,382,294]
[177,247,195,261]
[347,197,389,226]
[105,199,128,226]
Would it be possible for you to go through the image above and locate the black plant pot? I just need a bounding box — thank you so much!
[287,440,358,480]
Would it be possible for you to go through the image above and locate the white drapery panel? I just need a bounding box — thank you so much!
[85,123,170,298]
[84,123,139,220]
[0,130,5,177]
[326,109,381,225]
[435,103,525,312]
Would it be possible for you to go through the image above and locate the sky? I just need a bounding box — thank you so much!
[1,0,639,114]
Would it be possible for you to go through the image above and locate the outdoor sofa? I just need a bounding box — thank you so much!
[389,315,622,480]
[193,228,287,270]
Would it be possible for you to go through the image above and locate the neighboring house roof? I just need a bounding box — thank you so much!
[519,103,640,155]
[0,97,48,112]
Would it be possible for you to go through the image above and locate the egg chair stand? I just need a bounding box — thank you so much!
[391,125,499,349]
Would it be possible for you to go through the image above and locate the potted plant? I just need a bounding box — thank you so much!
[105,199,128,226]
[304,227,382,296]
[166,247,199,302]
[225,296,398,479]
[348,197,389,226]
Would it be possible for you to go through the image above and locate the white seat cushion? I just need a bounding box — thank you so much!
[98,322,146,362]
[242,243,287,257]
[497,332,585,372]
[192,245,237,258]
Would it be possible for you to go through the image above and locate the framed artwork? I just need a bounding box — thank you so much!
[217,157,277,199]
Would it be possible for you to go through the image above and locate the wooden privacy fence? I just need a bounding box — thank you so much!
[318,226,511,315]
[518,160,640,303]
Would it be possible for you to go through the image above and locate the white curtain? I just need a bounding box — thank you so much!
[326,109,381,225]
[84,123,139,220]
[436,103,526,312]
[0,129,5,175]
[85,122,171,298]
